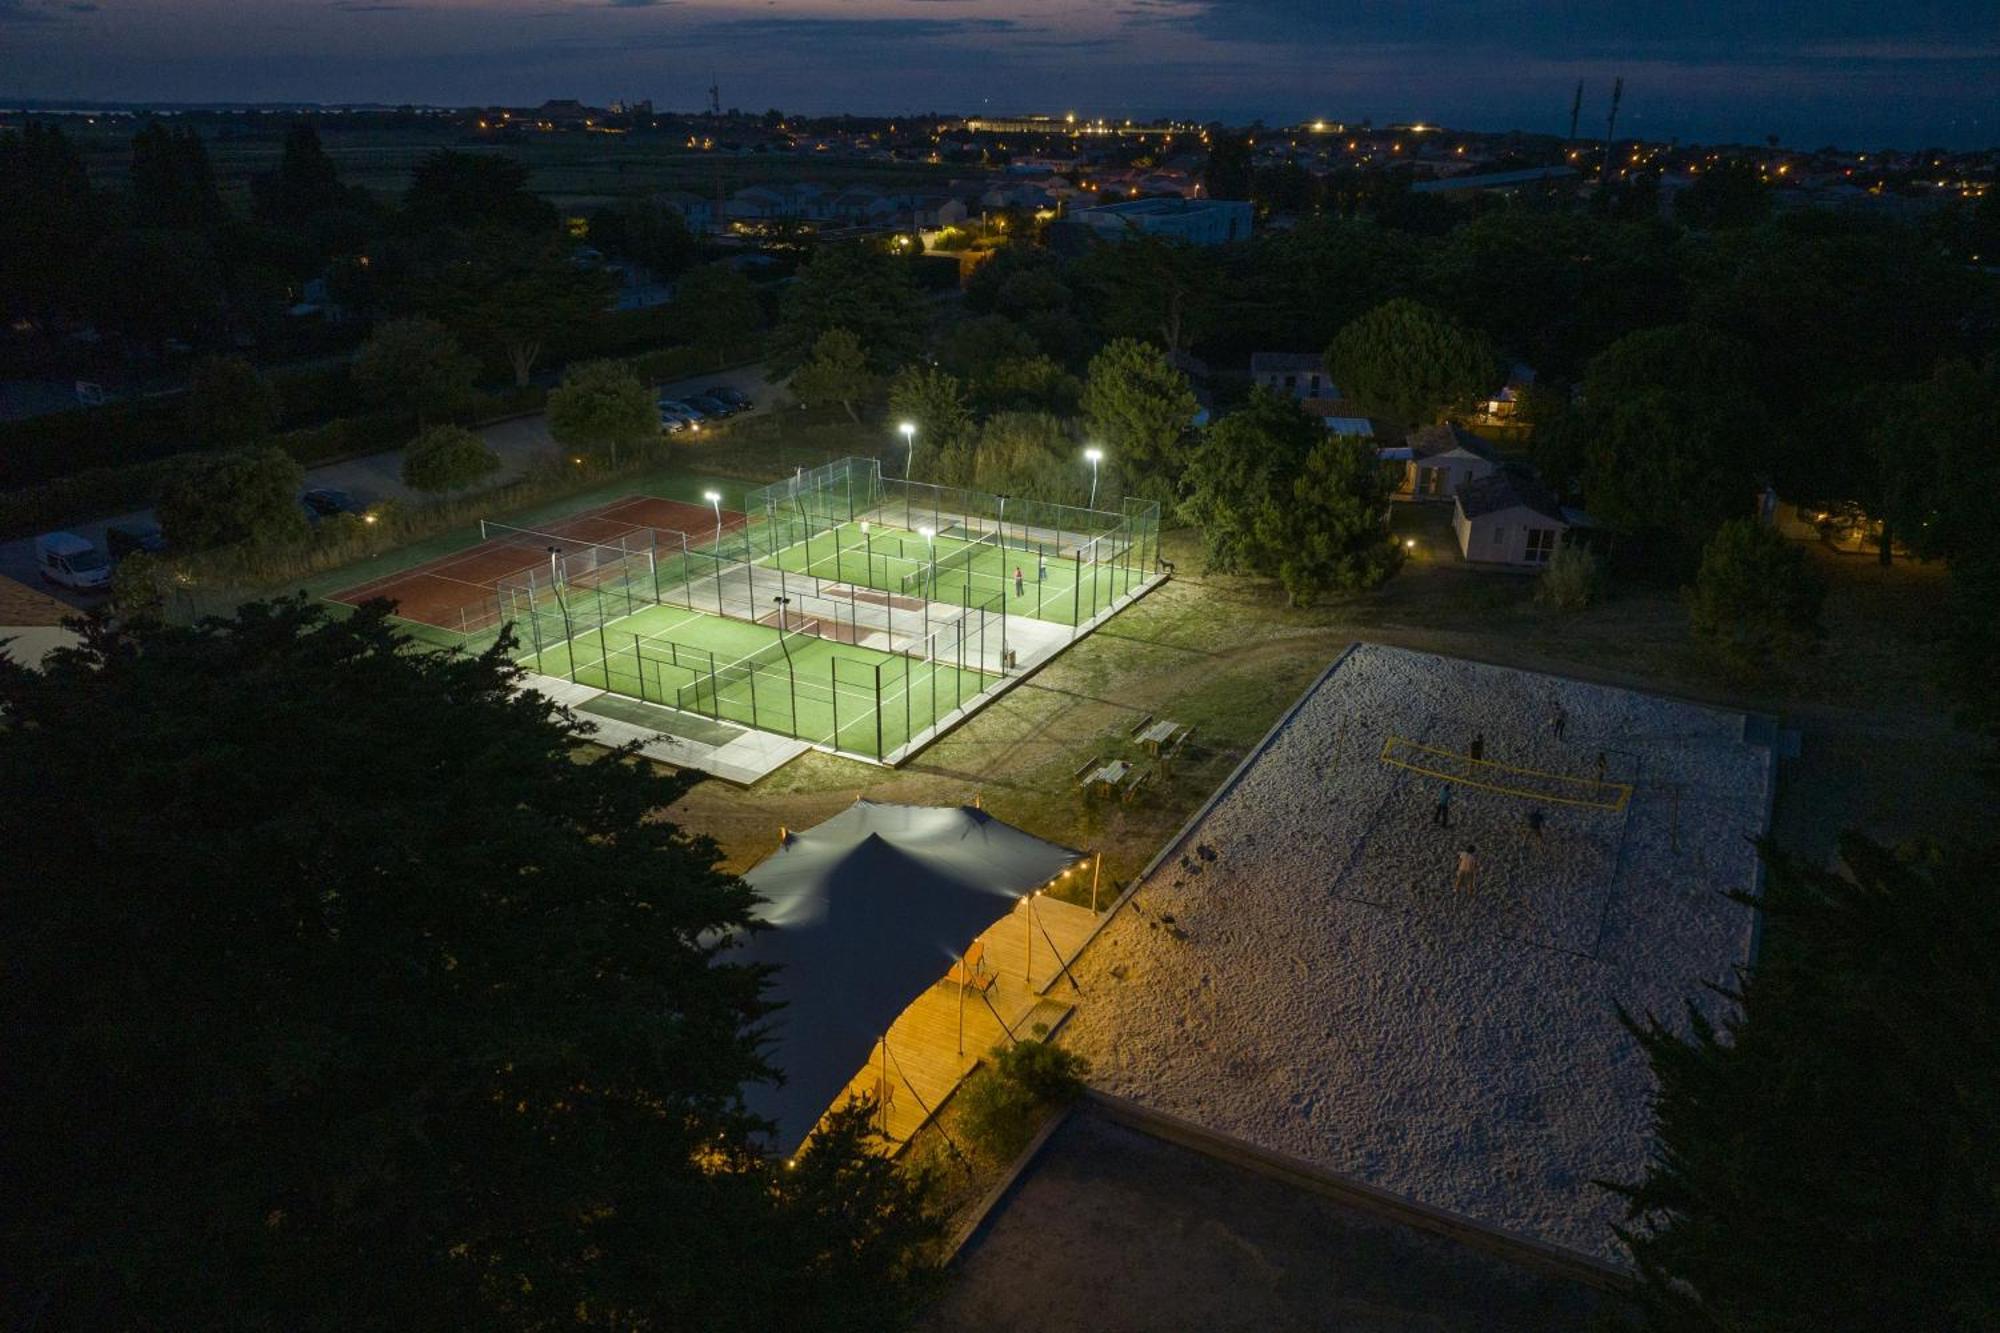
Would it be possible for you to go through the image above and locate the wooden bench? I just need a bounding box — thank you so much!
[1119,763,1154,805]
[1073,754,1103,785]
[1129,713,1155,740]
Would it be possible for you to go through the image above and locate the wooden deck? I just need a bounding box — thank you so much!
[826,893,1101,1150]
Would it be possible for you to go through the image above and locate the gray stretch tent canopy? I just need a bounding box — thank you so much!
[737,800,1085,1153]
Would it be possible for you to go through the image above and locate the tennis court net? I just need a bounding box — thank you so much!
[898,532,1000,597]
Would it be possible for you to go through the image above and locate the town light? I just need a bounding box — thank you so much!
[898,420,917,476]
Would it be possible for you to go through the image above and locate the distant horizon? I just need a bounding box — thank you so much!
[2,0,1993,152]
[3,96,1991,157]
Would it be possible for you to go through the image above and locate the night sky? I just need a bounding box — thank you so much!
[2,0,1994,148]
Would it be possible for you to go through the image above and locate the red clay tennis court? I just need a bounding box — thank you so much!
[329,495,744,634]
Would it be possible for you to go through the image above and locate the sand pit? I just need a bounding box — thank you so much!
[1059,644,1772,1262]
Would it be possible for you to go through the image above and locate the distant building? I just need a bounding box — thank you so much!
[1411,166,1577,196]
[1452,469,1585,567]
[1251,353,1331,399]
[1073,197,1252,246]
[1481,364,1536,421]
[654,190,715,234]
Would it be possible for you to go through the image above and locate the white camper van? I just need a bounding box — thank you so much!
[35,531,112,591]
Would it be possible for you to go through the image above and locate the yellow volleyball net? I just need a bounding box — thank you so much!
[1379,736,1632,812]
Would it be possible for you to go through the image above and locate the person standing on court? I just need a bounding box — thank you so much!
[1468,732,1485,762]
[1037,554,1048,583]
[1455,845,1480,895]
[1526,809,1546,845]
[1550,702,1567,742]
[1014,565,1025,597]
[1433,781,1452,828]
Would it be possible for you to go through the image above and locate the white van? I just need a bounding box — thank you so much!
[35,531,112,591]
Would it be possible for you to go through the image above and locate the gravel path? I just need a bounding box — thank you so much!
[1060,644,1771,1263]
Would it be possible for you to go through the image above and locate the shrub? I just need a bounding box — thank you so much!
[156,448,308,552]
[1686,518,1826,675]
[1535,542,1606,611]
[957,1036,1089,1162]
[401,424,500,494]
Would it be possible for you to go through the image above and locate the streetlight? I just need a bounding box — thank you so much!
[546,544,562,587]
[704,489,723,546]
[772,594,791,633]
[1083,446,1105,509]
[898,421,917,477]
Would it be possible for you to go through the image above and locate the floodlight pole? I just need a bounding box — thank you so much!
[1084,447,1104,509]
[547,545,562,586]
[705,489,723,547]
[1091,852,1102,912]
[899,421,916,477]
[773,595,790,633]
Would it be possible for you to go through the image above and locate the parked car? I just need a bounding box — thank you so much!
[300,488,365,522]
[704,385,752,410]
[35,531,112,591]
[684,393,738,418]
[658,411,693,435]
[105,521,167,561]
[657,398,709,422]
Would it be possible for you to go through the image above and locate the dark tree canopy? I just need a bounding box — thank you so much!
[1324,298,1497,427]
[1614,835,2000,1332]
[250,121,351,226]
[0,601,940,1330]
[403,150,558,235]
[156,446,308,551]
[772,243,926,374]
[129,121,224,232]
[186,354,281,450]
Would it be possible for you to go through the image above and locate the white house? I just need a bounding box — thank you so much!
[0,574,81,671]
[1480,363,1536,421]
[1251,353,1331,399]
[1452,470,1580,567]
[1392,423,1502,501]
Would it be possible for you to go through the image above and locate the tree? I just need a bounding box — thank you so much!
[186,355,280,450]
[401,423,501,494]
[352,317,478,425]
[546,359,657,467]
[0,599,941,1329]
[1179,389,1323,573]
[1565,323,1770,564]
[673,263,762,369]
[129,121,223,232]
[1203,133,1253,200]
[771,243,925,374]
[1612,835,2000,1331]
[1324,298,1497,426]
[588,196,697,278]
[1080,338,1199,502]
[402,150,557,234]
[1072,236,1221,354]
[1248,435,1401,606]
[972,355,1081,417]
[1684,518,1825,675]
[417,227,611,385]
[789,328,877,421]
[886,364,975,454]
[0,121,100,326]
[156,447,309,551]
[966,412,1079,502]
[936,313,1039,381]
[250,121,348,226]
[1672,158,1771,230]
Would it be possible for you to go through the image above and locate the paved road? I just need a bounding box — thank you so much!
[2,362,778,610]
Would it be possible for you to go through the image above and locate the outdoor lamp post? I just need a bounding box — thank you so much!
[546,545,562,587]
[1084,446,1104,509]
[772,594,791,633]
[704,489,723,545]
[899,421,917,476]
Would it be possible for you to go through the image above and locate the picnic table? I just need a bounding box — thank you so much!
[1084,759,1132,794]
[1138,719,1191,755]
